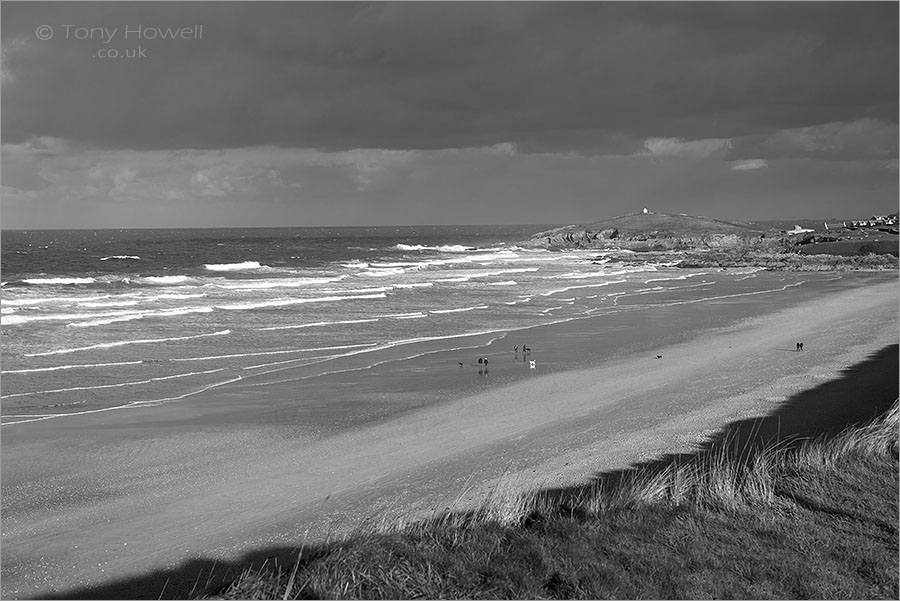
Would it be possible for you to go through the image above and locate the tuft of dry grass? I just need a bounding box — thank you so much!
[793,400,899,470]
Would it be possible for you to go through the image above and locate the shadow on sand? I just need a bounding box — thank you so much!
[42,344,898,600]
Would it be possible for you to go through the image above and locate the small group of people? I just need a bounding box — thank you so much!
[476,356,490,376]
[462,344,539,374]
[513,344,531,360]
[795,342,805,351]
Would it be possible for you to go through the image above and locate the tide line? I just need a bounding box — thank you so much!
[1,375,244,427]
[24,330,232,357]
[1,368,226,399]
[2,360,144,374]
[170,343,378,362]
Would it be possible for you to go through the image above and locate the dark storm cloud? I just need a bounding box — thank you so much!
[2,1,896,152]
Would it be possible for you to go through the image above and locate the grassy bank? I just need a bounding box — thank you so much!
[204,400,899,600]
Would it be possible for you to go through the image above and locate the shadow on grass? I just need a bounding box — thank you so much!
[39,547,317,601]
[42,344,899,600]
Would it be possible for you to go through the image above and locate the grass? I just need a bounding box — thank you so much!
[203,401,899,599]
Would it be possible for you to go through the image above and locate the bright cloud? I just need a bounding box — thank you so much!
[730,159,769,171]
[641,137,733,159]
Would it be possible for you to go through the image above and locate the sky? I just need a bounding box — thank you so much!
[1,1,897,229]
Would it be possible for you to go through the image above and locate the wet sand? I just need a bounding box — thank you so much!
[1,276,897,599]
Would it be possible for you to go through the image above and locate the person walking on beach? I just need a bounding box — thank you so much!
[514,345,519,360]
[799,342,804,351]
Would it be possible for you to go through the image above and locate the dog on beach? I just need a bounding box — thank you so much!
[529,360,536,370]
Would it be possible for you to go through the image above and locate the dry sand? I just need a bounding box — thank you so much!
[1,278,897,599]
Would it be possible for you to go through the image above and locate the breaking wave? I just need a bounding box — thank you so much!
[204,261,266,271]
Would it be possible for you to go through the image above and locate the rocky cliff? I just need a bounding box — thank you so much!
[524,211,778,252]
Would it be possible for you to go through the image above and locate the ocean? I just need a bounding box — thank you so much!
[0,225,836,427]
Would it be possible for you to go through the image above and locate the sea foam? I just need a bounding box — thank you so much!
[204,261,265,271]
[22,277,96,285]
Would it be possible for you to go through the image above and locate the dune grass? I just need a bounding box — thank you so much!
[204,401,899,599]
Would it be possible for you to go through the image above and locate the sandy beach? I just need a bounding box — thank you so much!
[1,275,897,599]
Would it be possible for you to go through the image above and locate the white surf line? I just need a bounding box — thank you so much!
[1,294,113,306]
[169,343,377,362]
[257,319,381,331]
[0,374,244,427]
[23,330,231,357]
[539,279,627,297]
[643,272,709,284]
[2,308,148,326]
[468,268,541,278]
[612,280,807,308]
[430,305,488,314]
[1,368,227,399]
[215,292,388,311]
[242,353,349,371]
[608,280,712,305]
[656,281,808,306]
[2,413,66,419]
[2,360,144,374]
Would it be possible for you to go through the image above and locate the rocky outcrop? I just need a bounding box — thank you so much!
[525,212,770,251]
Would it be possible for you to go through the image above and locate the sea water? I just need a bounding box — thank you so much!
[1,225,823,425]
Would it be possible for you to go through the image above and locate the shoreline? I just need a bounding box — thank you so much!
[2,276,897,598]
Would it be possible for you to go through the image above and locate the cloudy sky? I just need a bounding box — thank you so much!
[1,1,897,228]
